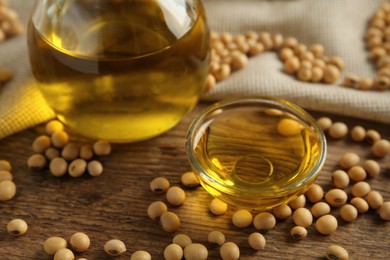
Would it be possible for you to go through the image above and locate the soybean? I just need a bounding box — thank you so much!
[371,139,390,157]
[328,122,348,139]
[43,236,67,255]
[317,117,332,132]
[70,232,90,253]
[160,212,180,232]
[53,248,74,260]
[289,194,306,209]
[326,245,349,260]
[290,226,307,240]
[316,214,338,235]
[147,201,168,220]
[184,243,208,260]
[49,157,68,177]
[293,208,313,228]
[272,204,292,220]
[232,209,253,228]
[210,198,228,215]
[164,244,183,260]
[351,182,371,197]
[45,148,60,161]
[379,201,390,221]
[79,145,94,161]
[248,232,266,250]
[332,170,350,189]
[348,166,367,182]
[104,239,126,256]
[0,170,12,182]
[305,184,324,203]
[0,160,11,172]
[7,219,28,236]
[166,186,186,206]
[180,171,200,188]
[173,234,192,248]
[362,159,381,177]
[68,159,87,178]
[311,202,331,218]
[87,160,103,177]
[32,135,51,153]
[208,231,225,245]
[27,154,46,170]
[131,250,151,260]
[61,143,80,161]
[351,126,366,142]
[220,242,240,260]
[253,212,276,231]
[339,152,360,169]
[325,189,348,207]
[93,140,111,156]
[51,131,69,148]
[366,191,384,209]
[46,120,64,135]
[0,180,16,201]
[365,129,381,144]
[340,204,358,222]
[350,197,369,213]
[150,177,170,194]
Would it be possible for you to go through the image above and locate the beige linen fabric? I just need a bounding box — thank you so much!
[0,0,389,140]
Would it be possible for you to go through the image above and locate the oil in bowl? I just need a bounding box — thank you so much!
[187,97,327,210]
[28,0,209,142]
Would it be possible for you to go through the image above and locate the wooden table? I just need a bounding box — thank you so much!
[0,102,389,260]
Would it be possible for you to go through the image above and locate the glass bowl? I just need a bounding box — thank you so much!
[186,97,327,210]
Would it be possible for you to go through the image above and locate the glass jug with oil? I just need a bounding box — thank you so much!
[28,0,210,142]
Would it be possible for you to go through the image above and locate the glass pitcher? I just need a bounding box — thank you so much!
[27,0,210,142]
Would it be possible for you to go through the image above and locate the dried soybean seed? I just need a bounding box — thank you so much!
[311,66,324,82]
[164,244,183,260]
[68,159,87,178]
[248,232,266,250]
[362,160,381,177]
[213,63,231,81]
[351,182,371,197]
[131,250,151,260]
[93,140,111,156]
[323,65,340,84]
[297,67,312,82]
[0,180,16,201]
[70,232,90,253]
[379,202,390,221]
[279,47,294,61]
[181,171,200,188]
[343,74,359,88]
[272,33,284,49]
[0,160,11,172]
[104,239,126,256]
[357,77,373,90]
[340,204,358,222]
[365,129,381,144]
[51,131,69,148]
[54,248,74,260]
[253,212,276,231]
[332,170,350,189]
[283,37,298,48]
[293,208,313,228]
[147,201,168,220]
[305,184,324,203]
[210,198,228,215]
[290,226,307,240]
[27,154,46,170]
[173,234,192,248]
[232,209,253,228]
[44,236,67,255]
[366,191,384,209]
[317,117,332,132]
[220,242,240,260]
[249,43,264,56]
[205,74,216,91]
[339,152,360,169]
[0,170,12,182]
[87,160,103,177]
[46,120,64,135]
[311,202,331,218]
[32,135,51,153]
[49,157,68,177]
[7,219,28,236]
[284,57,300,74]
[348,166,367,182]
[166,186,186,206]
[328,56,345,70]
[329,122,348,139]
[372,139,390,157]
[374,75,390,90]
[272,205,292,220]
[61,143,80,161]
[230,51,248,70]
[150,177,170,194]
[326,245,349,260]
[289,194,306,210]
[325,189,347,207]
[160,212,180,232]
[277,118,303,137]
[299,60,312,70]
[350,197,369,213]
[208,231,225,245]
[316,214,338,235]
[351,126,366,142]
[313,59,327,69]
[184,243,208,260]
[310,44,325,57]
[45,148,60,161]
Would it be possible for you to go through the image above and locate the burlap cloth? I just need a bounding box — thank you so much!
[1,0,389,140]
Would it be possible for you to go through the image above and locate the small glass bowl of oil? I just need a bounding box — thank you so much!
[186,97,327,210]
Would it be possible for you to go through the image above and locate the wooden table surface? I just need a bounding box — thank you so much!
[0,101,389,260]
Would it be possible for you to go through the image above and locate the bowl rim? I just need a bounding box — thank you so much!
[186,96,327,196]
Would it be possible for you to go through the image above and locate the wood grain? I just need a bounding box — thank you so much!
[0,101,389,260]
